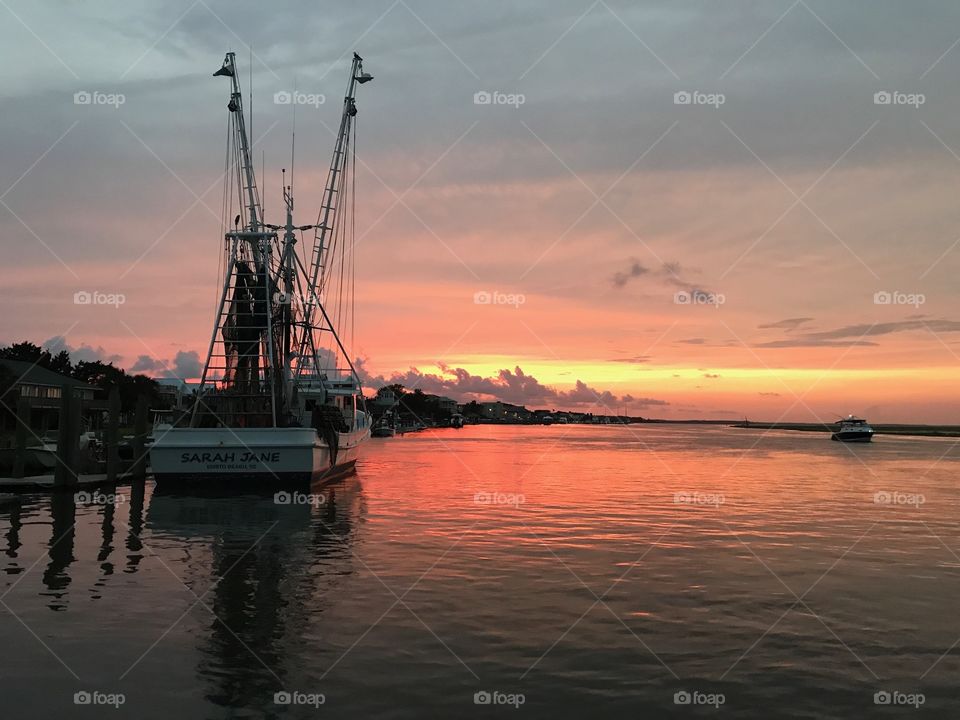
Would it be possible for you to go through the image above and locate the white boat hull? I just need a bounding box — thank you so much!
[149,426,368,486]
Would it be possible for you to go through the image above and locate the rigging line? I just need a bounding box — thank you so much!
[336,164,347,340]
[351,116,357,354]
[332,126,352,340]
[291,76,296,198]
[217,118,231,317]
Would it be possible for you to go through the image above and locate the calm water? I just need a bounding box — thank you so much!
[2,424,960,718]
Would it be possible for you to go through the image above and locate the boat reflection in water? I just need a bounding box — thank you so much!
[0,476,364,717]
[147,479,363,711]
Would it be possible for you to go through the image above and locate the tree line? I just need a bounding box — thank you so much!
[0,341,164,413]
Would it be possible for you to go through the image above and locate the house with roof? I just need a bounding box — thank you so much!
[0,359,104,434]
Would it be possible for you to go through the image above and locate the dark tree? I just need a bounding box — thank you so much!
[49,350,72,375]
[0,341,51,367]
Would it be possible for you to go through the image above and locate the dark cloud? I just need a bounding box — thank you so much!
[172,350,202,379]
[358,361,668,410]
[756,319,960,348]
[758,317,814,331]
[43,336,121,364]
[621,394,668,407]
[611,259,713,297]
[703,373,720,379]
[609,355,651,363]
[124,350,202,379]
[755,339,879,348]
[130,354,162,372]
[611,260,649,288]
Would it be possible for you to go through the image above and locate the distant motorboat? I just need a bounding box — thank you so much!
[371,421,396,438]
[450,413,465,429]
[831,416,874,443]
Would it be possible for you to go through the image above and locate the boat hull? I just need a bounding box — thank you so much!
[831,431,874,442]
[149,426,368,487]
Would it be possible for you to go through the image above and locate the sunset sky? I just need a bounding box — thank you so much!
[3,1,960,422]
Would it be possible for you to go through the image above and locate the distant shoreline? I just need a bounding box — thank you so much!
[460,418,960,438]
[726,422,960,438]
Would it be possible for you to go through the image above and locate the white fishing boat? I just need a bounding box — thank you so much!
[151,52,374,487]
[371,416,396,437]
[831,416,874,443]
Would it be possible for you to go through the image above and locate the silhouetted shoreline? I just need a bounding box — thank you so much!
[728,422,960,438]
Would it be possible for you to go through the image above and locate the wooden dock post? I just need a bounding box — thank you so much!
[53,385,78,487]
[131,394,148,478]
[13,397,28,479]
[106,386,120,483]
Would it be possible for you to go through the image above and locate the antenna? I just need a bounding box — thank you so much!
[291,75,297,199]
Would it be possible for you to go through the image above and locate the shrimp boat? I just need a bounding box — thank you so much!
[150,51,374,487]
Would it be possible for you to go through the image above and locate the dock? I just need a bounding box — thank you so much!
[0,472,145,492]
[1,384,151,492]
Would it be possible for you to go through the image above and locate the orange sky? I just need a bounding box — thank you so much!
[3,2,960,423]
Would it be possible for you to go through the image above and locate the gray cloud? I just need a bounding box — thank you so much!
[612,260,650,288]
[125,349,202,379]
[755,319,960,348]
[130,354,162,372]
[358,361,667,410]
[758,317,814,331]
[43,335,121,364]
[172,350,202,379]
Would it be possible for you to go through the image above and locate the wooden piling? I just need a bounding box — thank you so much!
[13,396,28,479]
[53,385,78,487]
[131,394,148,478]
[106,386,120,483]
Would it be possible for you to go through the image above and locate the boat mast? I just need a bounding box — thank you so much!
[216,52,262,232]
[300,53,372,375]
[308,55,370,313]
[192,53,279,427]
